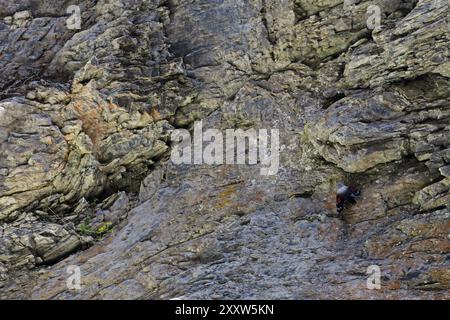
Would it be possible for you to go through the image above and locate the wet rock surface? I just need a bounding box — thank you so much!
[0,0,449,299]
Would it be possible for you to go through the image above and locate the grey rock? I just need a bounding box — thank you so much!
[0,0,448,299]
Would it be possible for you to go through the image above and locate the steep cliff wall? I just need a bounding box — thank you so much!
[0,0,448,299]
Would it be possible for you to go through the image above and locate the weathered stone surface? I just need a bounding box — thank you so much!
[0,0,448,299]
[343,0,450,87]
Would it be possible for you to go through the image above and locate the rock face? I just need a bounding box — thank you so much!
[0,0,449,299]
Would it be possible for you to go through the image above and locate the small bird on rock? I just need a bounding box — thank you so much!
[336,182,361,214]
